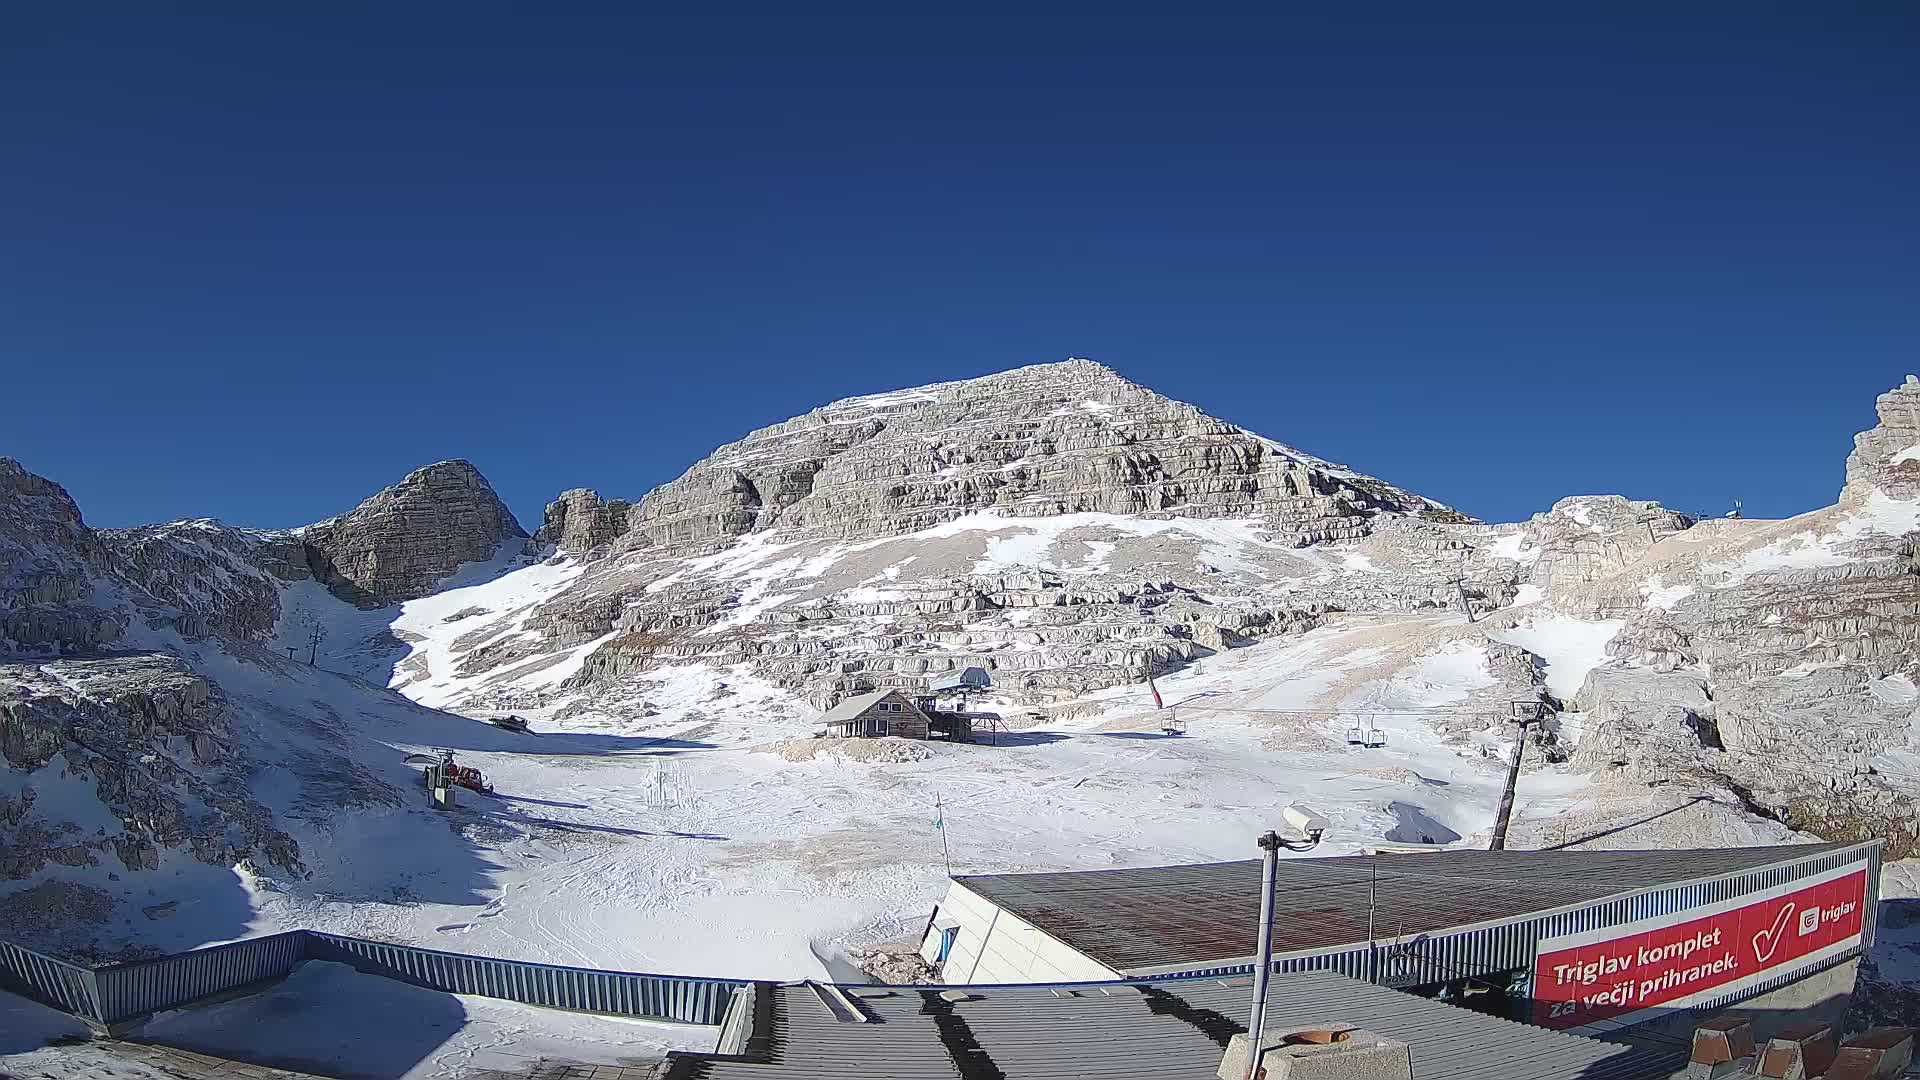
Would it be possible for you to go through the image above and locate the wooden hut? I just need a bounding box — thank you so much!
[818,689,931,740]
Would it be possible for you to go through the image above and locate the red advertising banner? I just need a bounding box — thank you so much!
[1533,867,1868,1030]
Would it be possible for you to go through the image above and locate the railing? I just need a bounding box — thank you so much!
[0,929,744,1029]
[306,933,742,1025]
[93,930,308,1025]
[0,939,101,1020]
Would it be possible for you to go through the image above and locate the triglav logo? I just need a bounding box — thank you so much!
[1798,907,1821,937]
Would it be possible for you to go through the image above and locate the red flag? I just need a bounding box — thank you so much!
[1147,672,1164,709]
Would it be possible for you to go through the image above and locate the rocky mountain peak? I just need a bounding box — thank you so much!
[300,459,526,608]
[1842,374,1920,502]
[535,488,631,558]
[1,457,107,584]
[0,458,127,651]
[622,359,1458,555]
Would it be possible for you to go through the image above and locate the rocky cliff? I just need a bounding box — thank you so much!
[104,520,313,642]
[1548,380,1920,856]
[0,455,540,956]
[622,360,1464,555]
[1844,374,1920,502]
[1,462,307,952]
[422,360,1482,716]
[535,488,631,558]
[301,460,526,607]
[0,458,125,652]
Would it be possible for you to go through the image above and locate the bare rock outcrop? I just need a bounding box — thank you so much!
[0,654,301,887]
[1574,379,1920,856]
[622,360,1463,554]
[104,520,312,641]
[1844,374,1920,502]
[301,460,526,607]
[1571,666,1717,771]
[1525,495,1694,605]
[535,488,631,558]
[0,457,125,651]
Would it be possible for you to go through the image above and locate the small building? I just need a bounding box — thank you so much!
[817,689,930,739]
[928,666,992,694]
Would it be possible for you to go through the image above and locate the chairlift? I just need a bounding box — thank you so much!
[1345,725,1387,748]
[1161,710,1186,737]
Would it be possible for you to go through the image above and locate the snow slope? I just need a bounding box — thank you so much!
[224,615,1596,981]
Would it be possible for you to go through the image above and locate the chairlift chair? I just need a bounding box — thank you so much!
[1345,725,1386,748]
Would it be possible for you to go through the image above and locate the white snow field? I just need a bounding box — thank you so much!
[12,500,1846,988]
[229,580,1611,984]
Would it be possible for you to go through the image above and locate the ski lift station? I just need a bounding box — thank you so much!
[917,841,1884,1042]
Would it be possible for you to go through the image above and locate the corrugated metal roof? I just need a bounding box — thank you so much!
[955,843,1847,973]
[662,970,1680,1079]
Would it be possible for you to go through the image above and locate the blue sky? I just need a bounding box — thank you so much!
[3,3,1915,531]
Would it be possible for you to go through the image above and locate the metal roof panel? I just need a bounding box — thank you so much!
[953,844,1848,972]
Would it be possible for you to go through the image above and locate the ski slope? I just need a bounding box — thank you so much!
[231,610,1610,982]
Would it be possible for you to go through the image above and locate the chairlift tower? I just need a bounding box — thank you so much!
[1447,576,1476,623]
[1489,701,1551,851]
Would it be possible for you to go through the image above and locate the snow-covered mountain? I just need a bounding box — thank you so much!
[2,360,1916,985]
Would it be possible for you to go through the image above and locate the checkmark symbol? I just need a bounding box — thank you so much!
[1752,903,1795,964]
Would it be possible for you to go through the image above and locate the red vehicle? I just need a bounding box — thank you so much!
[419,750,495,796]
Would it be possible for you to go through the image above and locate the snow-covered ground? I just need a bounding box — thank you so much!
[5,523,1652,986]
[221,610,1615,983]
[1490,613,1624,701]
[1,491,1826,1004]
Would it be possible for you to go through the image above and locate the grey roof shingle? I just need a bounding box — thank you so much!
[955,843,1848,973]
[817,690,898,725]
[664,970,1681,1079]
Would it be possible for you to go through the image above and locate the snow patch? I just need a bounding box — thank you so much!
[1644,576,1695,610]
[1490,614,1624,701]
[1485,532,1539,563]
[1707,491,1920,585]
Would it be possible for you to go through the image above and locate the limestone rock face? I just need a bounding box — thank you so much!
[0,457,125,651]
[0,654,301,894]
[103,520,311,641]
[0,457,426,947]
[535,489,631,558]
[1558,378,1920,856]
[624,360,1462,554]
[1525,495,1694,602]
[301,460,526,607]
[1844,374,1920,502]
[1571,667,1716,771]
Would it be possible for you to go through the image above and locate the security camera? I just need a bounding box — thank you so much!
[1283,803,1329,839]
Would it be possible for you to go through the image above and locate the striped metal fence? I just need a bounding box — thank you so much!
[305,932,744,1025]
[0,929,744,1029]
[92,930,308,1025]
[0,938,101,1021]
